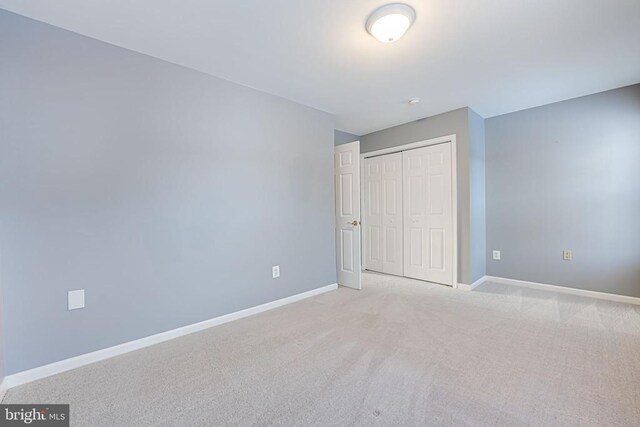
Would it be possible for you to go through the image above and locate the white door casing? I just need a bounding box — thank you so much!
[363,153,403,276]
[402,142,454,286]
[335,141,361,289]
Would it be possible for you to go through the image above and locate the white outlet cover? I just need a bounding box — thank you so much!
[272,265,280,278]
[492,250,501,260]
[68,289,85,310]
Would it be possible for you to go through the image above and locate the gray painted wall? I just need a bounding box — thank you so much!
[486,84,640,297]
[360,108,473,285]
[468,109,486,283]
[0,11,336,374]
[334,130,359,146]
[0,274,4,382]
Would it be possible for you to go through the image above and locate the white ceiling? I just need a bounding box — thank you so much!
[1,0,639,135]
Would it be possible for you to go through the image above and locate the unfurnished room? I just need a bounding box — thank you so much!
[0,1,639,426]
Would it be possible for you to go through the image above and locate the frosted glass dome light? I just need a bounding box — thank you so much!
[366,4,416,43]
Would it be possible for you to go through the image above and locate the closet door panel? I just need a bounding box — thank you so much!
[402,143,453,285]
[363,153,403,275]
[381,153,403,275]
[364,158,383,272]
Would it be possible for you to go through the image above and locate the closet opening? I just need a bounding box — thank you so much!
[360,135,458,287]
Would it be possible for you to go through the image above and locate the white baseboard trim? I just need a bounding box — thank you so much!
[0,377,7,402]
[6,283,338,389]
[485,276,640,306]
[457,276,487,291]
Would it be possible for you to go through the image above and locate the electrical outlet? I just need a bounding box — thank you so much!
[272,265,280,278]
[68,289,85,310]
[492,250,501,260]
[563,250,572,261]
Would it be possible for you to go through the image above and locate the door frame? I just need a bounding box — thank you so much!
[359,134,458,288]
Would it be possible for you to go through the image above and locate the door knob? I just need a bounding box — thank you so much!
[349,220,360,226]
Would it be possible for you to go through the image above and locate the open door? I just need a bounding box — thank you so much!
[335,141,361,289]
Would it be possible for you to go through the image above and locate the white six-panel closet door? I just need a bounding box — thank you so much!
[363,153,403,276]
[402,143,453,286]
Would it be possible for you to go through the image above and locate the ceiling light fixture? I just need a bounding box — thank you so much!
[366,3,416,43]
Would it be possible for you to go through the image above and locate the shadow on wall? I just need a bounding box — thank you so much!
[334,130,360,145]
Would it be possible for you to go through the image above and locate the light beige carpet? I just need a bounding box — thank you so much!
[4,273,640,426]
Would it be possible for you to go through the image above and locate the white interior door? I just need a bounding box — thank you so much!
[363,153,403,276]
[403,143,453,286]
[335,141,361,289]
